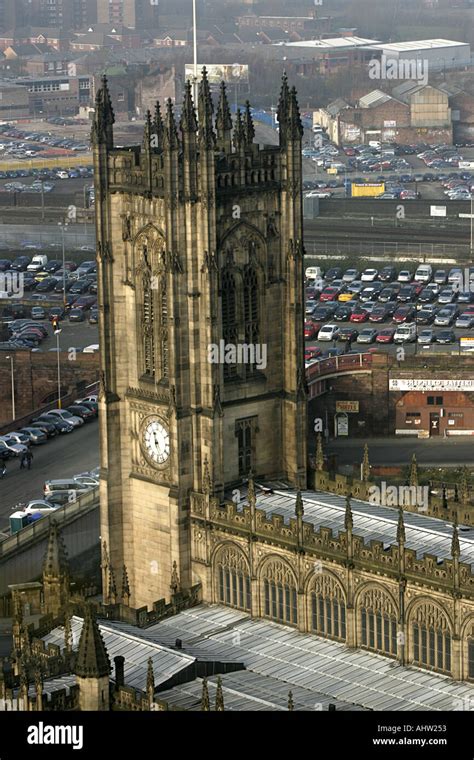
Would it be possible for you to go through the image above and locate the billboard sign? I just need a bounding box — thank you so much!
[336,401,359,413]
[430,205,446,217]
[389,378,474,391]
[185,64,249,84]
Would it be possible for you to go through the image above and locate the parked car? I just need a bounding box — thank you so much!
[417,328,435,344]
[435,329,456,344]
[18,427,48,444]
[28,420,58,438]
[45,409,84,428]
[360,268,378,282]
[31,306,46,320]
[37,413,74,434]
[356,327,378,344]
[69,307,85,322]
[66,404,96,422]
[317,324,340,341]
[0,436,28,456]
[375,328,395,344]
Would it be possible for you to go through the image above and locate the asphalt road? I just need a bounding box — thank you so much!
[325,436,474,467]
[0,420,99,532]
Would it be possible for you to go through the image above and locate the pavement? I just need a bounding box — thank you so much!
[0,420,99,531]
[325,436,474,467]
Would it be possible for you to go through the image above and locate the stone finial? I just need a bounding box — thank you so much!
[201,677,210,711]
[451,517,460,559]
[215,81,233,150]
[170,561,180,596]
[409,453,418,487]
[121,564,131,605]
[344,494,353,532]
[295,490,304,518]
[460,466,469,506]
[198,66,215,149]
[181,79,198,134]
[75,605,111,679]
[288,690,294,711]
[247,470,256,510]
[202,455,213,495]
[243,100,255,146]
[215,676,224,711]
[277,71,290,134]
[163,98,179,150]
[233,108,245,150]
[153,100,164,146]
[397,506,406,546]
[142,109,152,150]
[287,86,303,141]
[43,520,69,580]
[64,609,72,653]
[146,657,155,704]
[91,74,115,147]
[361,444,370,482]
[315,433,324,472]
[34,668,43,711]
[108,566,117,604]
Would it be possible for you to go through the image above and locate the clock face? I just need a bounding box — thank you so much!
[142,417,170,466]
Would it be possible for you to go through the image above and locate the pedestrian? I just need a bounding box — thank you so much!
[26,449,33,470]
[20,452,26,469]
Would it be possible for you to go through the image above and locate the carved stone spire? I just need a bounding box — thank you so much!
[215,675,224,711]
[108,566,117,604]
[170,560,180,596]
[43,520,69,580]
[397,506,406,546]
[163,98,179,150]
[34,668,43,711]
[288,690,294,711]
[181,79,198,133]
[233,108,245,151]
[460,466,469,506]
[247,471,256,510]
[451,517,460,559]
[344,494,353,532]
[91,74,115,148]
[201,677,210,711]
[287,85,303,141]
[243,100,255,146]
[198,67,215,149]
[202,455,213,495]
[361,444,370,482]
[215,81,233,152]
[153,100,164,147]
[142,109,152,150]
[75,605,111,678]
[409,453,418,487]
[121,564,131,605]
[315,433,324,472]
[146,657,155,706]
[64,609,72,654]
[277,71,290,132]
[295,490,304,518]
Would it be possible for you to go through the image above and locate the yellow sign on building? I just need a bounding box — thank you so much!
[351,183,385,197]
[336,401,359,413]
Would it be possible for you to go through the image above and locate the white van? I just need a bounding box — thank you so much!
[394,323,417,343]
[27,255,48,272]
[414,264,433,283]
[305,266,323,280]
[368,140,381,149]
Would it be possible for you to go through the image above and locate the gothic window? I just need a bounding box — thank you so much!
[261,558,297,626]
[235,417,257,477]
[358,587,398,658]
[411,603,452,675]
[221,267,238,379]
[160,281,168,379]
[243,265,259,373]
[214,544,251,612]
[468,638,474,681]
[142,267,155,378]
[310,574,346,642]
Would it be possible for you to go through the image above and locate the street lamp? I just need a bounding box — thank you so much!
[5,354,15,420]
[58,221,68,307]
[55,329,62,408]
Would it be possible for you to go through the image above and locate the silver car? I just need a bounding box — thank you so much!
[417,328,435,344]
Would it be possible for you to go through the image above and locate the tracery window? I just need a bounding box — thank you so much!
[215,545,251,612]
[243,265,259,373]
[411,603,451,675]
[261,558,298,626]
[136,238,168,381]
[221,267,238,379]
[142,266,155,377]
[310,574,346,642]
[359,587,398,658]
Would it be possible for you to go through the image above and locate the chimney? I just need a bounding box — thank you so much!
[114,655,125,687]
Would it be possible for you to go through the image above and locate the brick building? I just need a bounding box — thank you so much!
[0,350,99,427]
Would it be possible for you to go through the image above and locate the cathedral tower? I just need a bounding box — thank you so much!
[93,71,307,610]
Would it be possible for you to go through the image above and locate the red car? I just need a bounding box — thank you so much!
[319,286,341,302]
[350,307,369,323]
[376,328,395,343]
[305,347,322,362]
[393,305,415,323]
[304,320,321,340]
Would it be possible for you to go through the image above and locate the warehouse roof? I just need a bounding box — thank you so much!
[370,39,469,52]
[275,36,379,49]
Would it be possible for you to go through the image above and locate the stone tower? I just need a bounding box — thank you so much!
[93,70,307,610]
[42,521,69,617]
[75,606,111,711]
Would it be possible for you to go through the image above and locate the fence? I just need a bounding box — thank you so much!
[304,239,469,262]
[0,154,92,171]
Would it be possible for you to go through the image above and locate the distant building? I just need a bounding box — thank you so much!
[367,39,471,72]
[96,0,159,29]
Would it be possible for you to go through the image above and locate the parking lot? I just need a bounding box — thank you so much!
[305,263,474,364]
